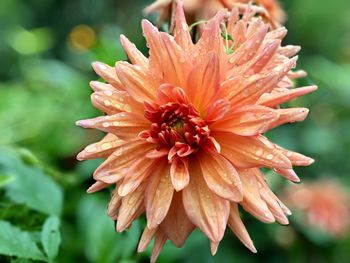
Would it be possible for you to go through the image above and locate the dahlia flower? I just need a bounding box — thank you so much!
[285,180,350,237]
[77,2,316,261]
[144,0,285,28]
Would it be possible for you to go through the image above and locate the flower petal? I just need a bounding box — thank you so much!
[151,229,167,263]
[91,89,144,115]
[228,203,257,253]
[198,153,243,202]
[238,168,275,223]
[116,61,157,103]
[141,20,190,88]
[116,183,145,232]
[77,133,123,161]
[120,34,148,70]
[267,108,309,130]
[118,156,156,196]
[214,132,292,169]
[182,159,230,243]
[210,105,279,136]
[258,86,317,107]
[173,0,193,50]
[92,62,124,90]
[137,226,158,253]
[170,157,190,191]
[187,52,220,112]
[161,192,195,247]
[76,112,149,140]
[145,161,174,229]
[93,140,153,184]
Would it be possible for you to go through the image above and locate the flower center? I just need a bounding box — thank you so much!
[139,102,211,158]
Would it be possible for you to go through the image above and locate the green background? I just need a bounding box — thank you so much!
[0,0,350,262]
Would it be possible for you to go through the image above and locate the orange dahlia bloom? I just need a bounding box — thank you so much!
[285,180,350,237]
[144,0,286,28]
[77,2,316,261]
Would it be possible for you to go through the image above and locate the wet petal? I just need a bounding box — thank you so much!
[76,112,149,140]
[118,157,156,196]
[116,183,145,232]
[92,62,124,90]
[257,85,317,107]
[170,157,190,191]
[93,140,153,184]
[120,34,148,69]
[214,132,292,169]
[173,0,193,50]
[228,203,257,253]
[145,161,174,229]
[187,52,220,112]
[161,192,195,247]
[210,105,279,136]
[198,153,243,202]
[77,133,123,161]
[238,168,275,223]
[116,61,157,102]
[91,89,144,115]
[138,226,157,253]
[151,230,167,263]
[183,159,230,243]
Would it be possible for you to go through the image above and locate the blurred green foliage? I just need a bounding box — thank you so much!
[0,0,350,262]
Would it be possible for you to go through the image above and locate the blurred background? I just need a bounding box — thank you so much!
[0,0,350,262]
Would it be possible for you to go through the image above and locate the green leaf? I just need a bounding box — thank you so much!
[0,147,63,216]
[0,221,46,261]
[41,216,61,260]
[77,195,122,263]
[0,174,15,188]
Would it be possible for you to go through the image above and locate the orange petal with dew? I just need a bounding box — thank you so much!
[151,230,167,263]
[183,160,230,243]
[77,133,123,161]
[254,171,290,225]
[173,0,193,50]
[228,203,257,253]
[238,168,275,223]
[91,89,144,115]
[120,34,148,70]
[229,24,268,66]
[118,157,156,196]
[214,132,292,169]
[92,62,124,90]
[267,108,309,130]
[145,161,174,229]
[93,140,153,184]
[76,112,149,141]
[273,168,300,183]
[198,153,243,202]
[187,51,220,112]
[210,105,279,136]
[170,157,190,191]
[137,226,158,253]
[116,183,145,232]
[86,180,109,193]
[116,61,157,102]
[107,188,122,220]
[89,81,114,92]
[142,20,189,88]
[161,192,195,247]
[258,85,317,107]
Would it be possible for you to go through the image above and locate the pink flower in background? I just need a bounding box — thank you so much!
[77,1,316,261]
[144,0,286,27]
[285,180,350,237]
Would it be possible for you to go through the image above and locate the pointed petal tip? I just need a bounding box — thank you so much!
[92,61,109,72]
[210,242,219,255]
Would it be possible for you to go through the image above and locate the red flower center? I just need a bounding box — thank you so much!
[140,102,210,149]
